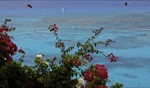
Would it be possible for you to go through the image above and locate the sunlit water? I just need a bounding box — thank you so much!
[0,1,150,87]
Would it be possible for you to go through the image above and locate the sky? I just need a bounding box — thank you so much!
[0,0,146,1]
[0,0,149,10]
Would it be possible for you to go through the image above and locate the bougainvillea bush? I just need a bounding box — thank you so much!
[0,19,25,67]
[0,19,123,88]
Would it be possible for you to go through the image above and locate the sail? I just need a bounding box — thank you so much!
[62,8,64,12]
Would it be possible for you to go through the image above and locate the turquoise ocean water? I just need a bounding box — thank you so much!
[0,1,150,87]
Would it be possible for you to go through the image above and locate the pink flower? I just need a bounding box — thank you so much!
[82,54,93,62]
[94,85,108,88]
[71,59,81,66]
[55,42,65,48]
[18,48,25,54]
[50,28,54,31]
[0,27,3,33]
[50,24,58,31]
[94,64,108,79]
[108,53,118,62]
[84,70,94,82]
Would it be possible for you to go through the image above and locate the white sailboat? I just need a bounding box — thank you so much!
[62,8,64,13]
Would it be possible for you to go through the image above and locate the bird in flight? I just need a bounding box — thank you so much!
[125,2,128,6]
[27,4,32,8]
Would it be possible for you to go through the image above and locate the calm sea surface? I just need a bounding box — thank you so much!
[0,1,150,87]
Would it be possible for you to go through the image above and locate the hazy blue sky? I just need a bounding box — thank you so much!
[0,0,146,1]
[0,0,149,10]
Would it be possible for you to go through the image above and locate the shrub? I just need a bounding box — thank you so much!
[0,19,25,67]
[0,19,123,88]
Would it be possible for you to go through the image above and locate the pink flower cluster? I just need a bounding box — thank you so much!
[83,64,108,88]
[84,70,94,82]
[70,59,81,66]
[18,48,25,54]
[50,24,58,31]
[84,64,108,82]
[0,19,25,65]
[94,85,108,88]
[0,28,17,62]
[55,41,65,48]
[94,64,108,79]
[82,54,93,62]
[108,53,118,62]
